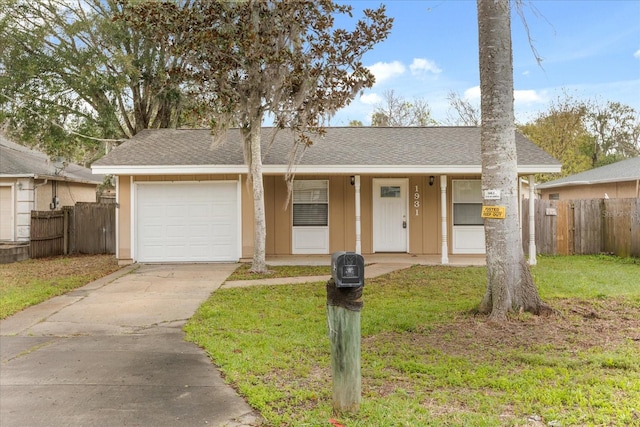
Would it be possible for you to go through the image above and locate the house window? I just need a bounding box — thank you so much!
[292,180,328,227]
[453,180,483,226]
[549,193,560,200]
[380,186,401,198]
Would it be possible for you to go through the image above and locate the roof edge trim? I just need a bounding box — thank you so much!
[92,164,561,176]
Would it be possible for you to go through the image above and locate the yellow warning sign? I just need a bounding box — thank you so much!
[481,206,506,219]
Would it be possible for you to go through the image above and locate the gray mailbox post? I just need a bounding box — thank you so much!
[327,251,364,414]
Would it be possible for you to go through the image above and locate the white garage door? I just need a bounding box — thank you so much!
[136,182,239,262]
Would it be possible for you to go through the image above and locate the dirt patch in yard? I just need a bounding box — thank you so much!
[0,254,120,288]
[364,297,640,363]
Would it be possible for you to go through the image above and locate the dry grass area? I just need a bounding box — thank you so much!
[1,254,119,285]
[418,298,640,358]
[0,254,121,318]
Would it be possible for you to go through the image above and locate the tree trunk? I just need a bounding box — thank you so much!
[476,0,551,321]
[247,125,268,273]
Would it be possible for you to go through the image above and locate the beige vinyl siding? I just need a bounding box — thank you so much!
[540,181,639,200]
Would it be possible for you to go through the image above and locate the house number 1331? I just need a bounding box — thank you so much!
[414,185,420,216]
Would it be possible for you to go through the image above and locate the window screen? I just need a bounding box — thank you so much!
[293,180,328,227]
[453,203,484,225]
[453,180,483,226]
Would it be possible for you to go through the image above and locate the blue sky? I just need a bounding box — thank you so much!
[330,0,640,126]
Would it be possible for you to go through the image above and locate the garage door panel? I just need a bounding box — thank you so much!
[136,183,239,262]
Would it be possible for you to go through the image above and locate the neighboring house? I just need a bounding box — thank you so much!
[0,134,104,242]
[91,127,561,265]
[537,156,640,200]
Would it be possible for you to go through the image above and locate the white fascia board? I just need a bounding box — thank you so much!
[0,174,35,178]
[516,165,562,174]
[91,165,249,175]
[537,177,639,189]
[92,163,562,176]
[266,165,483,174]
[1,173,100,184]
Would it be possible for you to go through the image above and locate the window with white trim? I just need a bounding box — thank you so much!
[292,180,328,227]
[453,180,483,226]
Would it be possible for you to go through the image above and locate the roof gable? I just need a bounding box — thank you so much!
[92,127,561,175]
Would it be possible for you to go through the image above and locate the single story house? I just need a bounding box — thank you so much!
[537,156,640,200]
[0,134,104,242]
[91,127,561,265]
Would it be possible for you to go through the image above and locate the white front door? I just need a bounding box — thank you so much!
[373,179,408,252]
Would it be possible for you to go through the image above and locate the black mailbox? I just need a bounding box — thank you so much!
[331,251,365,288]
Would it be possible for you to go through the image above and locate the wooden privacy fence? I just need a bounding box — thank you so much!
[30,211,65,258]
[30,202,116,258]
[522,198,640,258]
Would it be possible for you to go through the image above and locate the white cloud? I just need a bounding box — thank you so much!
[522,70,530,76]
[463,86,481,101]
[409,58,442,75]
[460,86,544,105]
[514,89,544,104]
[634,49,640,59]
[360,93,382,105]
[367,61,406,85]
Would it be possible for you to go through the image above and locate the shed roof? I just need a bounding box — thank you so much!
[92,127,561,175]
[537,156,640,189]
[0,134,103,184]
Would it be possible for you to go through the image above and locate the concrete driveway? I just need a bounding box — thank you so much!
[0,264,261,427]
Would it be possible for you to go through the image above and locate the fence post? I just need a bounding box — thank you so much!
[63,208,69,255]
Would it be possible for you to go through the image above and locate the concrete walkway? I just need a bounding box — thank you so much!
[222,262,411,289]
[224,254,486,289]
[0,264,262,427]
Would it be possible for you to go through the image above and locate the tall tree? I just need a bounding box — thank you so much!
[124,1,392,273]
[371,89,436,126]
[586,101,640,168]
[476,0,551,321]
[446,90,480,126]
[0,0,190,165]
[518,93,592,181]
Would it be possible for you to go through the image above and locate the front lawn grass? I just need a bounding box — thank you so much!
[0,254,121,319]
[226,263,331,281]
[185,255,640,426]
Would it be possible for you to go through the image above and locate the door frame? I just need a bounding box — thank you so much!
[372,178,409,253]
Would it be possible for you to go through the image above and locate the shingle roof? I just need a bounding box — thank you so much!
[537,156,640,189]
[0,134,104,184]
[92,127,561,173]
